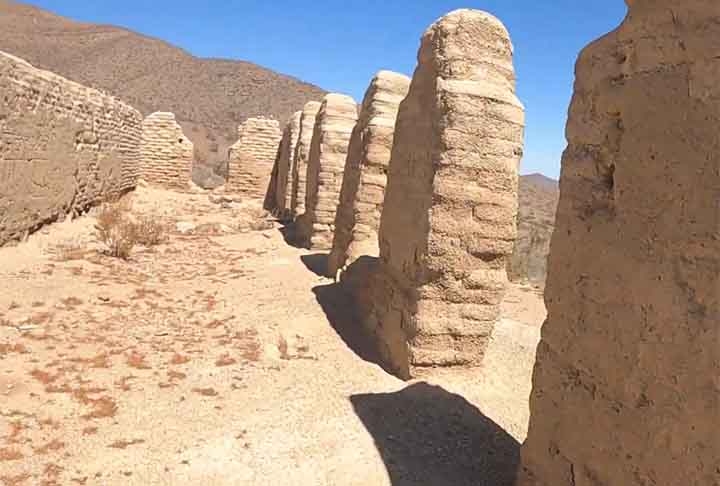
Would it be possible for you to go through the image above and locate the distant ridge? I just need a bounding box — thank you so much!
[0,0,327,164]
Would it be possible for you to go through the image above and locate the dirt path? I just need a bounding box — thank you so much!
[0,187,544,486]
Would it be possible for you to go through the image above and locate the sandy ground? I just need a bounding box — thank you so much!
[0,186,545,486]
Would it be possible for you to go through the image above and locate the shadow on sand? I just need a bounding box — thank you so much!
[311,279,386,370]
[301,253,330,277]
[351,382,520,486]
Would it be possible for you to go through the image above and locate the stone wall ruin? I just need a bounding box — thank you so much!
[326,70,410,277]
[295,93,358,249]
[517,2,720,485]
[227,117,282,197]
[344,10,524,379]
[140,111,193,189]
[290,101,322,217]
[0,50,142,246]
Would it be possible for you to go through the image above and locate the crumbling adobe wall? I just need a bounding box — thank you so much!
[0,50,142,246]
[290,101,322,217]
[327,71,410,277]
[140,112,193,189]
[347,10,524,379]
[295,94,358,249]
[517,3,720,486]
[264,111,302,219]
[227,117,282,198]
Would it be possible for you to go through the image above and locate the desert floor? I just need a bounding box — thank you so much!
[0,186,545,486]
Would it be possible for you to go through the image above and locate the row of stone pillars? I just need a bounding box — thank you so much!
[264,9,525,380]
[263,4,719,486]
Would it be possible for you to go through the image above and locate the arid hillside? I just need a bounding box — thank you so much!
[509,173,559,286]
[0,0,327,165]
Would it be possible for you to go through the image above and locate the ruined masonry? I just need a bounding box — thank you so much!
[227,117,282,197]
[295,93,358,249]
[140,112,193,189]
[265,111,303,219]
[327,70,410,277]
[0,50,142,246]
[517,2,719,485]
[344,10,524,379]
[290,101,322,217]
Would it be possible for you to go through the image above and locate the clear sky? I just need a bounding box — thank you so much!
[27,0,627,179]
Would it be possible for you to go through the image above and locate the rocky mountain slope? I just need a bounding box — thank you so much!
[509,174,559,287]
[0,0,326,165]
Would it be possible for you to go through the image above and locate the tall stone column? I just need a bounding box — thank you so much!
[351,9,524,379]
[327,70,410,277]
[295,93,358,249]
[517,2,720,485]
[290,101,322,217]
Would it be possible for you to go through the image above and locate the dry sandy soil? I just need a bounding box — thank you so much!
[0,186,545,486]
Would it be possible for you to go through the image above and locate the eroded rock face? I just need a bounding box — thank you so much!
[326,71,410,277]
[227,117,282,198]
[140,112,194,189]
[517,3,720,486]
[264,111,302,220]
[295,94,358,249]
[347,10,524,379]
[290,101,322,217]
[0,51,142,246]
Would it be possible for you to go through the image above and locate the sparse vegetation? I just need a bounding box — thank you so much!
[94,201,137,259]
[133,215,167,246]
[54,239,87,261]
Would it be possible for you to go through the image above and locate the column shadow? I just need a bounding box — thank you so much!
[350,382,520,486]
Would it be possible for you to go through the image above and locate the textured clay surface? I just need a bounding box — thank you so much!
[289,101,321,219]
[140,112,193,189]
[295,93,358,250]
[0,50,142,246]
[227,117,282,198]
[327,71,410,277]
[517,2,720,485]
[347,10,524,378]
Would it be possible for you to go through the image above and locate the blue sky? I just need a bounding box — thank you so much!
[28,1,627,179]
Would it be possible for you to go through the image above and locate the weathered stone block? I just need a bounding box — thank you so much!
[227,117,282,198]
[517,2,720,485]
[140,112,193,189]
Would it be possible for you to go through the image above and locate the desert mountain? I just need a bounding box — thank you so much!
[0,0,327,165]
[509,173,559,286]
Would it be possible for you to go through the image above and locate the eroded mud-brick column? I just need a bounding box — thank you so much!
[290,101,322,218]
[265,111,302,220]
[327,71,410,277]
[352,9,524,379]
[517,2,720,485]
[227,117,282,198]
[295,94,358,249]
[140,112,194,189]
